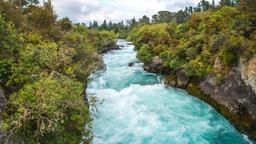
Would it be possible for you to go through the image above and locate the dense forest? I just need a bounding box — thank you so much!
[129,0,256,73]
[1,0,256,143]
[0,0,117,143]
[128,0,256,140]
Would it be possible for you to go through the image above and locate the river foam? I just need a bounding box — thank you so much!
[87,39,252,144]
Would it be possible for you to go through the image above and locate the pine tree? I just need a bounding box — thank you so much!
[101,19,107,30]
[211,0,216,9]
[92,20,98,29]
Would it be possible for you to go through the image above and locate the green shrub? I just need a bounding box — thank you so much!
[1,76,92,144]
[220,48,238,67]
[210,73,225,85]
[137,44,154,63]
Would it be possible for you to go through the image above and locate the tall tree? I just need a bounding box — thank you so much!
[176,10,187,24]
[200,0,210,11]
[219,0,235,6]
[139,15,150,24]
[152,14,158,23]
[101,19,107,30]
[89,22,92,28]
[92,20,98,29]
[57,17,72,31]
[127,17,137,28]
[8,0,38,9]
[108,21,113,30]
[189,6,193,15]
[157,11,174,23]
[211,0,216,9]
[195,3,202,12]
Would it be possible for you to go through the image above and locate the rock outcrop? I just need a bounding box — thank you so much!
[241,56,256,95]
[0,86,6,144]
[0,86,6,110]
[99,43,120,54]
[144,56,256,139]
[200,70,256,118]
[143,56,171,74]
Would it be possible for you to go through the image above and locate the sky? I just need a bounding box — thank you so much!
[47,0,219,24]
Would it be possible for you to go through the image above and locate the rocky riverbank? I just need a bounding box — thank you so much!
[0,86,6,144]
[142,56,256,140]
[98,40,120,54]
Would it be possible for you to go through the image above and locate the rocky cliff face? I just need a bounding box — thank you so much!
[144,56,256,140]
[199,70,256,138]
[241,56,256,95]
[200,70,256,118]
[0,87,5,110]
[143,56,172,74]
[0,86,6,144]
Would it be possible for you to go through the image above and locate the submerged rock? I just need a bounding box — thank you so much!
[126,42,133,45]
[128,63,134,67]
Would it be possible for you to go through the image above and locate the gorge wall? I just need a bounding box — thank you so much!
[143,56,256,140]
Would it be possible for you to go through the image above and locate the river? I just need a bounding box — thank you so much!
[87,39,252,144]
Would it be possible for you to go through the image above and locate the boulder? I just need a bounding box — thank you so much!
[143,56,171,74]
[128,63,134,67]
[177,71,191,88]
[99,43,120,54]
[127,42,133,45]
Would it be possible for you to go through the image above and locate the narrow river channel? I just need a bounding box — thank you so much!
[87,39,252,144]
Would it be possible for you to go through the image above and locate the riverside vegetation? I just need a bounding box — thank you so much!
[0,0,117,143]
[1,0,256,143]
[128,0,256,140]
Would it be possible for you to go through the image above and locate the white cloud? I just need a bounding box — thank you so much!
[49,0,219,24]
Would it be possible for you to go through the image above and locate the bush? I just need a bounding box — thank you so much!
[137,44,154,63]
[210,73,225,85]
[220,48,238,67]
[1,76,92,144]
[0,2,118,143]
[0,60,13,87]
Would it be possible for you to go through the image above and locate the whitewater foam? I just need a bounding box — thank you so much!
[87,39,252,144]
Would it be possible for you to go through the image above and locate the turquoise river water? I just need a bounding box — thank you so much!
[87,39,253,144]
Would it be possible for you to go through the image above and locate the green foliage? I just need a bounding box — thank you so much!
[219,48,238,67]
[0,14,20,90]
[128,23,171,50]
[137,44,154,63]
[2,76,92,144]
[0,1,117,143]
[182,53,212,77]
[129,5,255,78]
[0,1,24,27]
[139,15,150,25]
[99,30,117,46]
[0,60,13,87]
[57,17,73,31]
[210,73,225,85]
[0,15,20,60]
